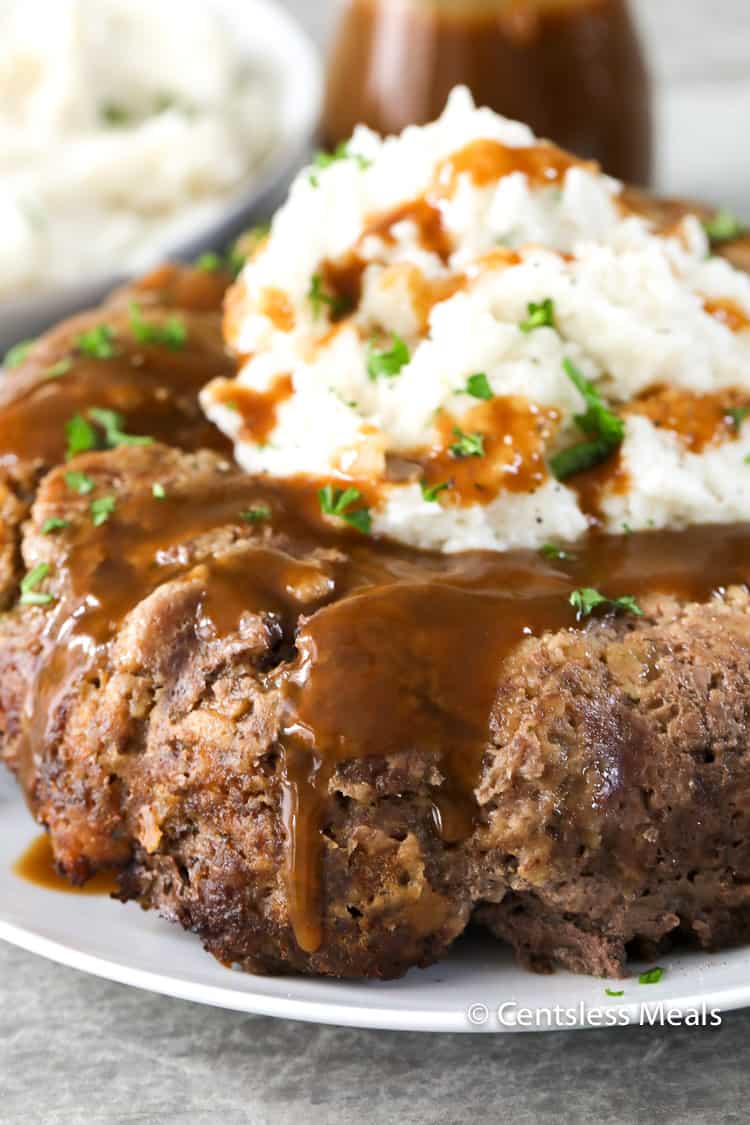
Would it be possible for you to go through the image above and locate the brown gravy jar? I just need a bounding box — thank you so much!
[321,0,653,184]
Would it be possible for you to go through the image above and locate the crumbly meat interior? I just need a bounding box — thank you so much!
[3,442,750,980]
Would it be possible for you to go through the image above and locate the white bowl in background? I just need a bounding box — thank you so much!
[0,0,322,354]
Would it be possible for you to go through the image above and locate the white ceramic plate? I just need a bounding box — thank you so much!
[1,772,748,1033]
[0,0,322,353]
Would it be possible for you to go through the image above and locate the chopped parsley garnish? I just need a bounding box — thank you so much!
[65,415,97,460]
[520,298,556,334]
[549,358,625,480]
[20,563,55,607]
[307,274,351,321]
[450,427,485,459]
[5,339,35,368]
[318,485,372,534]
[101,102,130,127]
[241,505,272,523]
[728,406,750,431]
[366,335,411,381]
[703,210,746,243]
[314,142,372,171]
[76,324,117,359]
[196,251,223,272]
[129,302,187,350]
[228,224,270,276]
[420,480,450,503]
[65,409,153,459]
[605,989,624,998]
[41,518,70,535]
[90,495,117,527]
[639,967,664,985]
[44,358,73,380]
[65,471,95,495]
[540,543,568,561]
[310,142,372,185]
[463,373,494,401]
[154,92,178,114]
[88,407,153,449]
[570,587,644,621]
[152,483,166,500]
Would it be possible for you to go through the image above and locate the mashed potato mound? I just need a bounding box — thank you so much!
[204,89,750,553]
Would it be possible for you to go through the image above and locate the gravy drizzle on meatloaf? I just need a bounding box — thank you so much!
[12,446,750,955]
[0,263,233,470]
[4,223,750,978]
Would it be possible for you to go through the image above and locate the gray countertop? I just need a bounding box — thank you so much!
[2,3,750,1122]
[3,936,750,1125]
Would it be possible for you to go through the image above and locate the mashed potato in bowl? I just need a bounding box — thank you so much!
[0,0,278,298]
[203,89,750,553]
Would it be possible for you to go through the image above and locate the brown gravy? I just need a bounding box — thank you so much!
[212,374,294,445]
[322,0,653,184]
[13,833,118,895]
[0,265,234,469]
[627,386,750,454]
[14,456,750,950]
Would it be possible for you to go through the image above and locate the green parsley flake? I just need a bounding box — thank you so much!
[129,302,187,350]
[310,142,372,186]
[728,406,750,431]
[639,967,664,985]
[88,407,153,449]
[463,373,494,401]
[703,210,746,243]
[367,335,411,381]
[41,518,70,535]
[450,427,485,459]
[308,274,351,321]
[549,358,625,480]
[20,563,55,607]
[44,358,73,380]
[605,989,625,998]
[101,103,130,127]
[5,339,35,368]
[196,251,223,272]
[152,483,166,500]
[229,224,270,276]
[520,298,556,334]
[420,480,450,503]
[241,505,272,523]
[570,587,644,621]
[65,415,97,460]
[540,543,568,561]
[76,324,117,359]
[90,495,117,527]
[318,485,372,534]
[65,471,95,495]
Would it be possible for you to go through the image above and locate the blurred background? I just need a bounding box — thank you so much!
[1,0,747,349]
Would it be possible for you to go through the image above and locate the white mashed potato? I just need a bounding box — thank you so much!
[203,88,750,553]
[0,0,277,297]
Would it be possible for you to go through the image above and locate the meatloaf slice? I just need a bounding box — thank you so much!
[0,264,233,609]
[0,444,472,979]
[4,443,750,980]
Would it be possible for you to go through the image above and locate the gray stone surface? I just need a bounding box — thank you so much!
[2,938,750,1125]
[2,3,750,1122]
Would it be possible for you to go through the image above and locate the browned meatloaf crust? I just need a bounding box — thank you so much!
[4,442,750,980]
